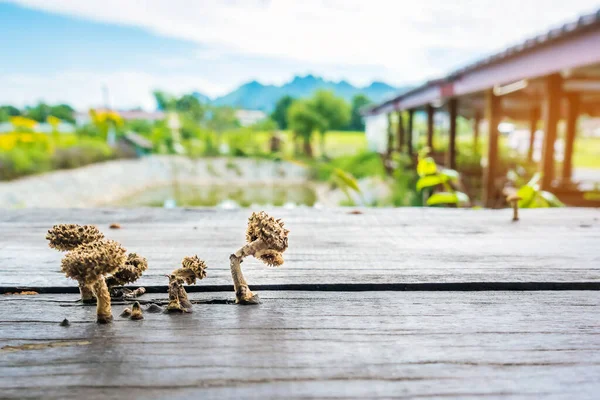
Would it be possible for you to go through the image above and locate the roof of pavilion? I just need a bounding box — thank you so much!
[365,8,600,118]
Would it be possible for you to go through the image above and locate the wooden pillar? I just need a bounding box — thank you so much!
[483,89,501,208]
[396,111,404,152]
[386,113,394,157]
[473,112,480,153]
[447,98,458,169]
[540,74,562,191]
[527,108,540,162]
[407,109,414,156]
[563,94,580,182]
[426,104,434,150]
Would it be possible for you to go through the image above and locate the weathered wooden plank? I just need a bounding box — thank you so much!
[0,208,598,287]
[1,291,599,399]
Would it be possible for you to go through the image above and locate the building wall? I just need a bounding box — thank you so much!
[365,114,388,153]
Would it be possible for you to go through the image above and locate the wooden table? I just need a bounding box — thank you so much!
[1,208,599,399]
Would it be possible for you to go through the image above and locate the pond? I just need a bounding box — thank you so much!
[115,183,319,208]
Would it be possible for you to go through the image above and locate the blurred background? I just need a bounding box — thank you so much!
[1,0,599,209]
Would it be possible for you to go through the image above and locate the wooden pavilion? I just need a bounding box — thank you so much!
[364,9,600,207]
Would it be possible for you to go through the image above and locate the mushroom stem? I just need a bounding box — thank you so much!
[92,279,113,324]
[512,200,519,221]
[79,284,96,304]
[166,276,192,313]
[230,239,267,305]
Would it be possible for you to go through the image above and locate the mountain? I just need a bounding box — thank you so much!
[196,75,409,111]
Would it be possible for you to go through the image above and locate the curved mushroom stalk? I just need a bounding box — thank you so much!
[230,211,289,305]
[230,239,268,304]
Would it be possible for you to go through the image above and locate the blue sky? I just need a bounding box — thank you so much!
[1,0,600,109]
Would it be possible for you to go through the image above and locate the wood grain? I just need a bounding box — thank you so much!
[0,208,598,287]
[1,291,600,399]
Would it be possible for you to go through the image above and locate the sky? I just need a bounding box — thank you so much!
[1,0,600,110]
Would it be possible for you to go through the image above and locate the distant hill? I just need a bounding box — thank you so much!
[192,75,410,112]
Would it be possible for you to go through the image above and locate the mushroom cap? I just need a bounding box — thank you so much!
[105,252,148,287]
[246,211,289,253]
[256,249,284,267]
[171,255,207,285]
[507,194,523,202]
[46,224,105,251]
[61,239,127,285]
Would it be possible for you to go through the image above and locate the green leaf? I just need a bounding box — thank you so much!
[426,192,458,206]
[416,175,448,191]
[517,184,536,208]
[332,168,361,193]
[417,157,437,177]
[539,191,565,207]
[440,168,459,181]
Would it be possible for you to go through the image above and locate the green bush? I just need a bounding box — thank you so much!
[0,138,117,180]
[52,139,114,170]
[0,147,52,180]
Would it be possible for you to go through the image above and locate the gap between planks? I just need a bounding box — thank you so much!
[3,281,600,294]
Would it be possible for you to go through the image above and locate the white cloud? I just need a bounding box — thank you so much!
[10,0,600,81]
[0,70,228,110]
[5,0,600,108]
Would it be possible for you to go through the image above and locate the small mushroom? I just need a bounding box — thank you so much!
[60,318,70,327]
[109,223,121,229]
[230,211,289,305]
[120,307,132,317]
[105,252,148,297]
[166,255,207,313]
[61,239,127,323]
[130,301,143,320]
[507,194,522,221]
[46,224,105,303]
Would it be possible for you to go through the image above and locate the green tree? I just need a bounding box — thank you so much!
[348,94,371,131]
[307,90,351,156]
[271,95,294,130]
[0,105,21,121]
[153,90,175,111]
[207,106,239,133]
[175,94,205,121]
[50,104,75,123]
[24,102,52,122]
[287,100,325,157]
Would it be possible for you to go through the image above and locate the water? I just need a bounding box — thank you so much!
[116,183,318,208]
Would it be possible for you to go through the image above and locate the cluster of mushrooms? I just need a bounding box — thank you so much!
[46,211,289,323]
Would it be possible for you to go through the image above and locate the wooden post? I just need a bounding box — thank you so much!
[396,111,405,152]
[407,109,414,156]
[473,112,480,153]
[447,99,458,169]
[527,108,540,162]
[563,94,580,182]
[426,104,434,150]
[386,113,394,157]
[483,89,501,208]
[540,74,562,191]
